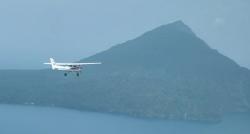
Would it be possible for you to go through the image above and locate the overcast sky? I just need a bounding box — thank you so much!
[0,0,249,69]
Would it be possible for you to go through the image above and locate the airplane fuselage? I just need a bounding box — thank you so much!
[52,64,81,72]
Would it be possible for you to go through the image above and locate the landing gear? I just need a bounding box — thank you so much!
[64,73,68,77]
[63,72,80,77]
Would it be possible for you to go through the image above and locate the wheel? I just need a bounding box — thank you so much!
[64,73,68,77]
[76,72,80,77]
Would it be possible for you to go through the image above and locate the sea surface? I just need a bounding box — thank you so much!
[0,105,249,134]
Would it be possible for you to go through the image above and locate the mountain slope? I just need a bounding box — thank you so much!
[0,21,249,122]
[78,21,250,120]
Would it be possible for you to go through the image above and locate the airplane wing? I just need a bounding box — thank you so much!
[55,62,102,66]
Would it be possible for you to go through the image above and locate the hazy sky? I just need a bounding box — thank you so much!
[0,0,249,69]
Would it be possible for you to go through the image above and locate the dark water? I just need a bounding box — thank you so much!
[0,105,249,134]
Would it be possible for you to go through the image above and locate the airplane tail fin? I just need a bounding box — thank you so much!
[50,58,56,70]
[44,58,56,70]
[50,58,55,64]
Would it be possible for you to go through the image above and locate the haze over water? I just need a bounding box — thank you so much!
[0,105,249,134]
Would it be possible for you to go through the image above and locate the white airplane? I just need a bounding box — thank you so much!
[44,58,101,76]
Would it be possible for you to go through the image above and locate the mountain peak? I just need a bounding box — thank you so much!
[83,21,235,70]
[170,20,185,25]
[146,20,195,37]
